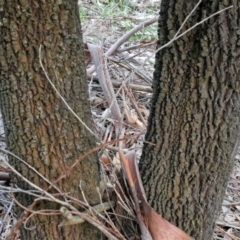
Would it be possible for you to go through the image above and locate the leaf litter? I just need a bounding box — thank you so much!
[0,0,239,239]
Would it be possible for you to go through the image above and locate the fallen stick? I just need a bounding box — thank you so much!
[87,73,153,93]
[108,57,152,85]
[88,44,122,136]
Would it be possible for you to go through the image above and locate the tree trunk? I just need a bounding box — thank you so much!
[0,0,100,239]
[140,1,240,239]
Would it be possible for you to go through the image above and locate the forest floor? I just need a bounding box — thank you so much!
[79,1,240,239]
[0,0,240,239]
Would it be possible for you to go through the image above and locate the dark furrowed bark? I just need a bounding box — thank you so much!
[140,1,240,239]
[0,0,100,239]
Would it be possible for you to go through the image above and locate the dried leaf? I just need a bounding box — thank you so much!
[100,152,110,165]
[224,214,237,224]
[124,105,144,129]
[119,150,193,240]
[112,155,121,171]
[84,43,92,65]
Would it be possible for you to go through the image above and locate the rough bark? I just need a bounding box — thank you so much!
[140,1,240,239]
[0,0,100,239]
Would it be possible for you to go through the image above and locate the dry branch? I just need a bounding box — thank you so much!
[39,45,97,138]
[87,16,158,75]
[108,57,152,85]
[87,73,153,93]
[88,44,122,136]
[116,41,157,53]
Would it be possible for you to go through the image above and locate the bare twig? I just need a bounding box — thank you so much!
[59,201,115,226]
[123,85,147,126]
[0,200,14,235]
[0,148,63,195]
[143,6,233,68]
[116,41,157,53]
[12,194,60,217]
[216,221,240,231]
[108,57,152,85]
[54,137,136,185]
[39,45,97,138]
[215,225,236,240]
[222,201,240,206]
[87,73,153,92]
[71,211,121,240]
[174,0,202,38]
[79,180,91,210]
[87,16,158,75]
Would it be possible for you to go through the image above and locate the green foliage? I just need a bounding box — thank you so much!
[78,0,158,43]
[79,6,88,23]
